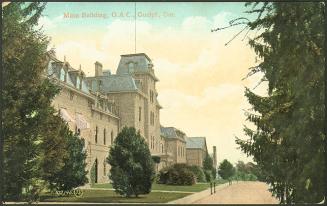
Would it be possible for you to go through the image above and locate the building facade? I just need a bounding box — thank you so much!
[160,126,187,166]
[186,137,208,168]
[47,50,213,184]
[47,51,120,184]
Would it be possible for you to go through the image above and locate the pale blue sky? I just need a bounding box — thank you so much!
[42,2,256,32]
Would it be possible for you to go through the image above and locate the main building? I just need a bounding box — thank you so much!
[46,51,216,184]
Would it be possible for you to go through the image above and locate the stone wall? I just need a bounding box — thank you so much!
[52,84,119,184]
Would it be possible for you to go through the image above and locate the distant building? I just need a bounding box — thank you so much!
[160,126,187,167]
[186,137,208,167]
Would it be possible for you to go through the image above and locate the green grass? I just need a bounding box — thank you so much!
[93,183,210,192]
[40,189,189,203]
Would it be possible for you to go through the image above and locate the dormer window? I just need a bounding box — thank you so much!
[76,76,81,89]
[128,62,134,73]
[60,68,66,82]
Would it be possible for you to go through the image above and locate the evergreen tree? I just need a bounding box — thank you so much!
[228,2,325,203]
[203,153,216,180]
[45,123,88,192]
[2,2,87,201]
[107,127,155,197]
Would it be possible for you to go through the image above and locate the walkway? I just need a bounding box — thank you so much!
[194,181,279,204]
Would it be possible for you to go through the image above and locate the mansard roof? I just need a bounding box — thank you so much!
[86,75,138,93]
[186,137,207,151]
[46,53,91,95]
[116,53,158,81]
[102,75,138,92]
[160,126,186,142]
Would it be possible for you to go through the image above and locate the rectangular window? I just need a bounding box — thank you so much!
[95,126,98,144]
[139,107,142,122]
[104,128,106,145]
[111,131,114,145]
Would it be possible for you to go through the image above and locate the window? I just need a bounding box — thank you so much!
[76,76,81,89]
[161,144,164,153]
[94,158,98,183]
[128,62,134,73]
[111,131,114,145]
[60,68,65,81]
[149,90,154,103]
[138,107,142,122]
[103,128,106,145]
[98,80,102,90]
[95,126,98,143]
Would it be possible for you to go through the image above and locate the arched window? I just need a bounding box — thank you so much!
[60,68,65,81]
[128,62,134,73]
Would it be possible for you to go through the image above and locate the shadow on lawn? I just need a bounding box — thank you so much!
[39,190,187,203]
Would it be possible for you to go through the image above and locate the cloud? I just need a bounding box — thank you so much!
[37,15,63,30]
[48,10,258,163]
[55,41,107,75]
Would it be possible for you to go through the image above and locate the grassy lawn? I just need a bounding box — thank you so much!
[39,180,229,203]
[40,189,189,203]
[93,180,228,192]
[93,183,210,192]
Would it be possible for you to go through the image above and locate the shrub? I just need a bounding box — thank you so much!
[188,165,206,182]
[157,164,196,185]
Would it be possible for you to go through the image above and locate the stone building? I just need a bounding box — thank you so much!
[47,51,120,184]
[160,126,187,166]
[85,53,165,170]
[186,137,208,168]
[46,50,211,184]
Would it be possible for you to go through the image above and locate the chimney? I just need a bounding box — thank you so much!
[213,146,217,169]
[95,61,103,76]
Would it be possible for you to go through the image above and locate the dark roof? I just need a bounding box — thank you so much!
[47,55,91,95]
[86,75,138,93]
[116,53,153,75]
[186,137,207,150]
[161,126,186,141]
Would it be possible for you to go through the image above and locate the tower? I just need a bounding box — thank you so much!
[213,146,217,168]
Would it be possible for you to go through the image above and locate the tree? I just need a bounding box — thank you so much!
[2,2,88,201]
[107,127,155,197]
[218,159,235,180]
[2,2,67,201]
[45,123,88,191]
[203,153,216,180]
[222,2,326,203]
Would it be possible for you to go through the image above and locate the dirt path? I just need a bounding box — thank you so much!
[194,181,279,204]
